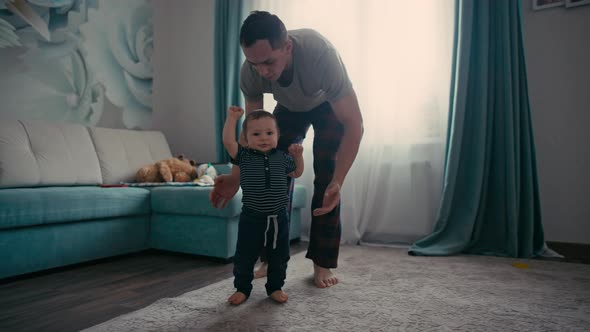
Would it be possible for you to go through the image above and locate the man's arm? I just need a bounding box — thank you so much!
[313,90,364,216]
[330,91,363,187]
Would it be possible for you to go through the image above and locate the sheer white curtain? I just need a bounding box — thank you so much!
[253,0,455,245]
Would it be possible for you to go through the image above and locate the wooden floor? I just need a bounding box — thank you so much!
[0,241,307,332]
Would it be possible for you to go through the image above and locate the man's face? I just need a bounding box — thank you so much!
[245,117,279,153]
[242,39,291,81]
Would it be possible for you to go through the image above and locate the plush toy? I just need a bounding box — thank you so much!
[193,163,218,186]
[135,155,198,183]
[196,163,218,179]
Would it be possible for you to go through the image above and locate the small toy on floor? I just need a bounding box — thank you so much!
[511,262,529,269]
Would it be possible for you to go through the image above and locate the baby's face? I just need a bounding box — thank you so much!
[246,117,279,153]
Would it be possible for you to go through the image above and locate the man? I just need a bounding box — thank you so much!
[210,11,363,288]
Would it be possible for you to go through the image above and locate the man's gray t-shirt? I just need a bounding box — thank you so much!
[240,29,353,112]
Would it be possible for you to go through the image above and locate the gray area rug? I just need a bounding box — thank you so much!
[84,245,590,332]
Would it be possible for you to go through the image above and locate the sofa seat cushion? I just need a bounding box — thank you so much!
[0,186,151,230]
[150,184,307,218]
[292,184,307,209]
[151,186,243,218]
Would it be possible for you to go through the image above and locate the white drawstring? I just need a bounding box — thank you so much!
[264,215,279,249]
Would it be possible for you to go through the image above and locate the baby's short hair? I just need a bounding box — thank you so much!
[242,109,278,136]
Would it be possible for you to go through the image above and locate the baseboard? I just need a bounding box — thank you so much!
[546,241,590,264]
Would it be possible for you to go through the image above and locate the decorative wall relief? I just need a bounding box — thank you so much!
[80,0,153,129]
[0,17,20,47]
[0,0,153,129]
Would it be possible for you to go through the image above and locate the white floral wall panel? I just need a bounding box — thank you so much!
[0,0,153,129]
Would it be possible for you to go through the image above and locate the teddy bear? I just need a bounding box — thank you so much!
[135,155,198,183]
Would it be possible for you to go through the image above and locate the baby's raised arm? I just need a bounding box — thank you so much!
[288,144,304,178]
[222,106,245,159]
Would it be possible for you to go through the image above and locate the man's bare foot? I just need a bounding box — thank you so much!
[254,262,268,279]
[313,264,338,288]
[228,291,247,305]
[269,290,288,303]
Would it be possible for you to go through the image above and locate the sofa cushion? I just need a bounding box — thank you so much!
[89,127,173,184]
[0,186,151,230]
[292,184,307,209]
[150,187,243,218]
[0,216,149,279]
[150,214,239,259]
[0,120,102,189]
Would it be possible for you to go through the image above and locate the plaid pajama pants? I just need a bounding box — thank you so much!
[274,101,344,269]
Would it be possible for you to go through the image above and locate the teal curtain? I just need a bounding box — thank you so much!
[214,0,247,163]
[409,0,545,258]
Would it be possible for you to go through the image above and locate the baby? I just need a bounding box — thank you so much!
[222,106,303,305]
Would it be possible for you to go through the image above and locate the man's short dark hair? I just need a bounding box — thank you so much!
[240,11,287,49]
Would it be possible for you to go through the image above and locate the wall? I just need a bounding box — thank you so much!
[0,0,217,163]
[152,0,217,163]
[0,0,153,130]
[521,0,590,244]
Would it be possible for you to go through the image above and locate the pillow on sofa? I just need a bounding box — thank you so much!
[89,127,173,184]
[0,120,102,189]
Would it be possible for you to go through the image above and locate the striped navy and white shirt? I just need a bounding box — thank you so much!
[231,145,296,214]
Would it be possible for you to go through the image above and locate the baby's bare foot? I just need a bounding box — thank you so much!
[313,264,338,288]
[270,290,288,303]
[228,291,247,305]
[254,262,268,279]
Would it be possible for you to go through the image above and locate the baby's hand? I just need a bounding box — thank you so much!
[228,106,244,119]
[288,144,304,157]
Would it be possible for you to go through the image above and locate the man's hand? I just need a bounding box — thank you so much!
[312,182,341,216]
[209,174,240,208]
[228,106,244,120]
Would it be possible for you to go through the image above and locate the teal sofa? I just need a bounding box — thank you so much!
[0,120,306,280]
